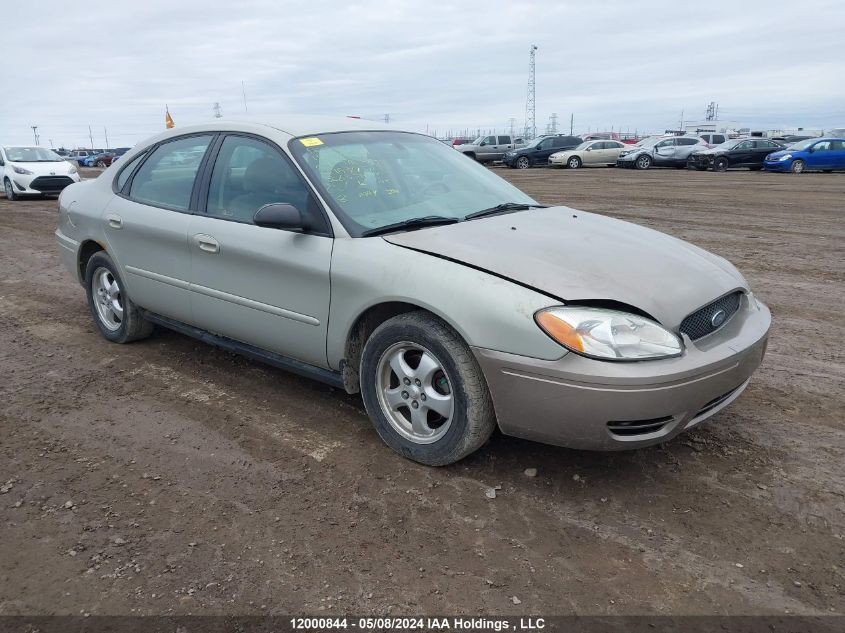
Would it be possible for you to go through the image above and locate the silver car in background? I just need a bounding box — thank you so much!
[617,135,707,169]
[55,117,770,466]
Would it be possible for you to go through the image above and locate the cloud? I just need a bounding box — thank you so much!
[2,0,843,146]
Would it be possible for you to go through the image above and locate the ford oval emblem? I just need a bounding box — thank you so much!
[711,309,727,328]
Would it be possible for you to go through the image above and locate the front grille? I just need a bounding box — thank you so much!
[29,176,74,192]
[679,291,742,340]
[607,416,673,437]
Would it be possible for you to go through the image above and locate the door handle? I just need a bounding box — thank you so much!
[193,233,220,254]
[106,213,122,229]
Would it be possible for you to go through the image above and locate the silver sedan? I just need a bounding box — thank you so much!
[55,117,770,465]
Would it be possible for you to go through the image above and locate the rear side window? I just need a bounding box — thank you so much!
[713,135,726,144]
[128,135,213,210]
[497,136,511,145]
[678,138,699,146]
[115,152,147,191]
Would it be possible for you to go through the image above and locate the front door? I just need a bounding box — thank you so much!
[103,134,215,324]
[187,134,333,367]
[806,140,834,170]
[653,139,676,165]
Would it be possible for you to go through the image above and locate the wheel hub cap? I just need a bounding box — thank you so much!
[92,267,124,331]
[376,342,454,444]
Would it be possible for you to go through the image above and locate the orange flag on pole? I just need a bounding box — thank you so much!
[165,107,175,129]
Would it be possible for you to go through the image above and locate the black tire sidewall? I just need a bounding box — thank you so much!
[85,252,130,342]
[715,158,729,171]
[791,160,804,174]
[360,315,489,466]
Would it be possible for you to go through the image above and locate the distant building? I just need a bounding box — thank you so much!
[684,120,743,134]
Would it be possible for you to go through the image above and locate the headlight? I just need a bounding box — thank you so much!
[535,306,683,361]
[778,154,792,161]
[12,165,34,175]
[68,163,78,174]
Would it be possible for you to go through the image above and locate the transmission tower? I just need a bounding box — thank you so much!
[548,112,558,135]
[705,101,719,121]
[523,45,538,140]
[213,102,223,118]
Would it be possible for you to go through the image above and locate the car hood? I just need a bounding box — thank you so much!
[383,207,747,330]
[9,160,77,176]
[765,149,792,159]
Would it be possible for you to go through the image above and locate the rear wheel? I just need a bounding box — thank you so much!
[84,251,153,343]
[95,160,106,168]
[360,312,496,466]
[714,157,729,172]
[516,156,531,169]
[635,155,652,170]
[4,178,18,201]
[567,156,582,169]
[791,159,805,174]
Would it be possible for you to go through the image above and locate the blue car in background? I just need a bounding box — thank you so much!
[763,137,845,173]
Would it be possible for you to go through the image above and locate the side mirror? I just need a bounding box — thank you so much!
[807,146,815,153]
[479,142,487,146]
[253,203,309,231]
[585,147,592,151]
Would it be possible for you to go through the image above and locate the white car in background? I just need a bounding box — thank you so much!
[1,146,81,200]
[549,139,629,168]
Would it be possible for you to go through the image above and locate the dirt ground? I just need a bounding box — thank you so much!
[0,165,842,617]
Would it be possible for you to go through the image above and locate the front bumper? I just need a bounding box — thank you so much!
[688,154,714,169]
[473,295,770,450]
[616,154,639,168]
[763,160,791,172]
[9,173,80,195]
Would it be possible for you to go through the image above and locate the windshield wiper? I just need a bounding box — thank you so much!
[464,202,547,220]
[360,215,460,237]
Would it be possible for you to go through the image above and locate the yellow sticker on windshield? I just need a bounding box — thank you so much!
[299,137,324,147]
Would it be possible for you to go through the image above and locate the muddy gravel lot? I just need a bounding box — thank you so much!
[0,166,843,617]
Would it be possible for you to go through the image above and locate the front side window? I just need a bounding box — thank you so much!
[481,136,496,146]
[735,141,754,150]
[289,131,536,237]
[128,135,213,210]
[206,135,312,223]
[813,141,832,152]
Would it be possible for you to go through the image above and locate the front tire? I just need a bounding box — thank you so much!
[567,156,582,169]
[515,156,531,169]
[791,159,805,174]
[635,155,652,170]
[4,178,18,201]
[95,160,106,168]
[84,251,153,343]
[714,157,729,172]
[360,312,496,466]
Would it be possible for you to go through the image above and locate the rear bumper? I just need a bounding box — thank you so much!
[474,296,771,450]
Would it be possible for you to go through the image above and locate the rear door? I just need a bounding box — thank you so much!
[187,133,333,367]
[104,134,214,323]
[830,140,845,169]
[497,136,513,153]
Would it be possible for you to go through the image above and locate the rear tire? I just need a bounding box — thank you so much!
[4,178,19,201]
[791,159,805,174]
[714,157,729,172]
[84,251,154,344]
[360,311,496,466]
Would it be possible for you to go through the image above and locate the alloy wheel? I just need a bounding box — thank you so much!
[376,342,454,444]
[92,267,124,331]
[516,157,530,169]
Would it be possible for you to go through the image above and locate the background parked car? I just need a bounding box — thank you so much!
[617,135,707,169]
[502,135,583,169]
[1,145,81,200]
[451,137,474,147]
[82,152,116,167]
[67,149,97,166]
[763,138,845,173]
[687,138,785,171]
[456,134,525,162]
[771,134,817,146]
[549,139,628,168]
[698,133,728,147]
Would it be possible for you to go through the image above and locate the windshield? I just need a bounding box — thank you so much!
[289,131,537,237]
[787,138,816,150]
[715,139,743,149]
[634,137,664,148]
[574,141,593,151]
[4,146,64,162]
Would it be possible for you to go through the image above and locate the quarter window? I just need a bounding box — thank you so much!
[206,135,312,224]
[128,135,213,210]
[115,152,147,191]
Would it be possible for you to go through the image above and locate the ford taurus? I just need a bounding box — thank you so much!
[55,117,771,465]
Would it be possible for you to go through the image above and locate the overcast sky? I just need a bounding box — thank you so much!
[3,0,844,147]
